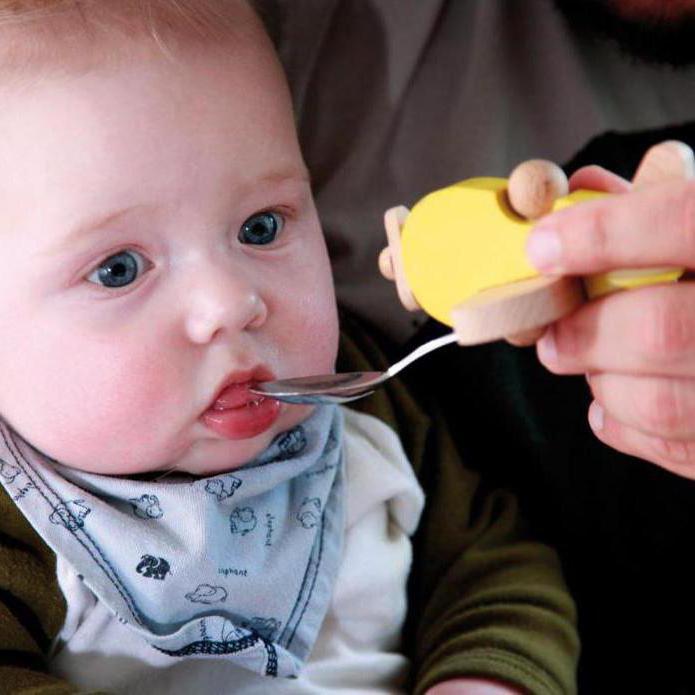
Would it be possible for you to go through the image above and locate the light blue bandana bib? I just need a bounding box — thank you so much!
[0,405,344,679]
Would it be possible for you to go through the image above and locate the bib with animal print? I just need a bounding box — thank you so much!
[0,405,344,679]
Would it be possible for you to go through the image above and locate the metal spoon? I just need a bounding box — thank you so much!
[250,332,458,404]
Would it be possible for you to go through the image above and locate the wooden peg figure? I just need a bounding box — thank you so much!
[378,141,692,346]
[507,159,569,220]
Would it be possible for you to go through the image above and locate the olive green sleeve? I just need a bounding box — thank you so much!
[337,312,579,695]
[403,422,579,695]
[0,485,79,694]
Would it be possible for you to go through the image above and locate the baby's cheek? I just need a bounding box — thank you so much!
[22,341,184,472]
[284,293,339,375]
[285,259,338,369]
[83,353,185,466]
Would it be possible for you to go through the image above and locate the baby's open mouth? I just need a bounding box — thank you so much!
[202,371,281,440]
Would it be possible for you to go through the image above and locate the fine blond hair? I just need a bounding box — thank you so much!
[0,0,255,36]
[0,0,270,73]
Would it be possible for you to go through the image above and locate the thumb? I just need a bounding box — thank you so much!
[525,178,695,275]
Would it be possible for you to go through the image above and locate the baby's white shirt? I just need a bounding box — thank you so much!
[49,407,425,694]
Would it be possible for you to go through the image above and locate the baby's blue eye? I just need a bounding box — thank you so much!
[238,212,284,246]
[87,250,148,288]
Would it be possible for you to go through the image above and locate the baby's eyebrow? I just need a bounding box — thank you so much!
[253,167,311,188]
[42,168,310,257]
[43,205,146,257]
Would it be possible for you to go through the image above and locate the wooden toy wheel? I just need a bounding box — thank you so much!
[381,206,420,311]
[451,275,583,346]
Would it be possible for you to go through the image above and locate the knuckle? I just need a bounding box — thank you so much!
[553,318,590,363]
[638,292,692,365]
[651,435,695,466]
[583,205,614,267]
[637,380,684,437]
[677,183,695,262]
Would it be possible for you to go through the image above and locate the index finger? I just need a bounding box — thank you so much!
[525,179,695,275]
[568,164,631,194]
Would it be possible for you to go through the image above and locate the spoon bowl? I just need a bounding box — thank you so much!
[251,332,458,404]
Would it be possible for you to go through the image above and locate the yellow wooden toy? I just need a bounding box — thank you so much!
[379,141,691,345]
[400,179,602,325]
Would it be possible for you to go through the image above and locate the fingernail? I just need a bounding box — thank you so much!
[588,402,604,432]
[526,227,562,272]
[537,326,558,364]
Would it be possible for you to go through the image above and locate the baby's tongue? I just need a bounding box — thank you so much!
[212,383,255,410]
[203,382,281,440]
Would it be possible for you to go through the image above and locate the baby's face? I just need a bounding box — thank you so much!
[0,16,339,475]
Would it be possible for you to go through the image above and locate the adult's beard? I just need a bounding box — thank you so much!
[553,0,695,67]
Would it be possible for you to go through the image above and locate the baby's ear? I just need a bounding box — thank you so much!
[379,205,420,311]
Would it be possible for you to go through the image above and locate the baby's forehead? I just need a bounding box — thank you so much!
[0,0,262,80]
[0,12,303,255]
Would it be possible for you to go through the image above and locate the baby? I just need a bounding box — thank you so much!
[0,1,578,693]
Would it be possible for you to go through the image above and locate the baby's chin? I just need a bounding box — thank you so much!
[29,404,315,478]
[169,437,277,476]
[152,403,315,477]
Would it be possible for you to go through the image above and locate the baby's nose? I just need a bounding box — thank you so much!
[182,263,268,344]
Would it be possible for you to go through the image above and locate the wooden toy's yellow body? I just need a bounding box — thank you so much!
[401,177,682,326]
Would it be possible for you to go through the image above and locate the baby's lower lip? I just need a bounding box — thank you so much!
[202,382,281,440]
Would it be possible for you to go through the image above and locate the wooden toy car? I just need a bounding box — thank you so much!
[379,142,691,345]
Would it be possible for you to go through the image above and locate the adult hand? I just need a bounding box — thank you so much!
[525,162,695,478]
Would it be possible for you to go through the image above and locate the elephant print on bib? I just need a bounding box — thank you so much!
[136,554,171,580]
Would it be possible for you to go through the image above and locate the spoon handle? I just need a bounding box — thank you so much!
[385,332,458,379]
